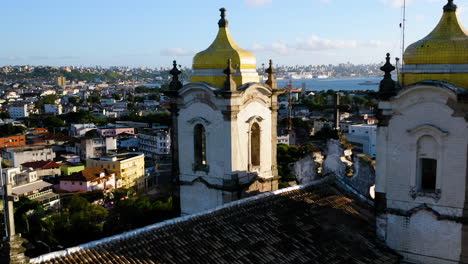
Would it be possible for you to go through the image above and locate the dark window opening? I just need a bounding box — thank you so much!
[251,123,260,167]
[420,158,437,191]
[194,124,207,166]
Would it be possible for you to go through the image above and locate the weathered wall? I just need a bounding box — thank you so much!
[292,152,323,184]
[386,210,462,264]
[291,139,376,199]
[180,181,222,216]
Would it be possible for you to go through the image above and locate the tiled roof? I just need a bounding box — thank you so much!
[31,179,400,264]
[21,160,61,169]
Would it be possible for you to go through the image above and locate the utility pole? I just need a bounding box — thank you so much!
[1,158,28,263]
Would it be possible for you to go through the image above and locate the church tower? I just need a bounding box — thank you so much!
[376,1,468,263]
[167,8,283,215]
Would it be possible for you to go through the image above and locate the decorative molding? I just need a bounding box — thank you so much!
[409,186,441,201]
[192,164,209,173]
[385,204,465,223]
[187,117,211,126]
[407,124,449,137]
[246,115,264,125]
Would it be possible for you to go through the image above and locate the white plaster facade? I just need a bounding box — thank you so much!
[345,124,377,158]
[176,82,281,215]
[376,83,468,263]
[44,104,63,115]
[8,104,29,119]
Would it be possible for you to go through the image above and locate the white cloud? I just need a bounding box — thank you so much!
[160,48,194,56]
[295,35,391,51]
[251,35,392,55]
[244,0,272,8]
[250,41,292,55]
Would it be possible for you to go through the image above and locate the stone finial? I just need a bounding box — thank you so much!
[444,0,457,12]
[378,53,397,100]
[265,59,278,89]
[218,8,228,28]
[223,58,237,91]
[169,60,182,91]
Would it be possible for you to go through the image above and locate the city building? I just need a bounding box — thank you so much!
[86,153,145,189]
[0,135,26,148]
[1,167,59,208]
[345,124,376,158]
[21,160,61,179]
[60,163,85,176]
[59,167,119,193]
[166,9,283,215]
[375,1,468,263]
[277,129,296,146]
[2,145,56,167]
[98,127,134,137]
[75,136,117,160]
[138,127,171,160]
[57,76,66,87]
[70,123,97,136]
[44,104,63,115]
[8,104,29,119]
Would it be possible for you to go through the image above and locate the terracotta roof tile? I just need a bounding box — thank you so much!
[32,181,400,264]
[21,160,61,169]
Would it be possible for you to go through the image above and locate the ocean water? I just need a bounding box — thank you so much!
[147,76,385,91]
[277,76,383,91]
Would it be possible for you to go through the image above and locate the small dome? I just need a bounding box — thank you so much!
[403,0,468,65]
[191,8,259,88]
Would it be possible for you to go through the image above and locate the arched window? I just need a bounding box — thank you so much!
[250,123,260,167]
[417,135,438,191]
[194,124,207,167]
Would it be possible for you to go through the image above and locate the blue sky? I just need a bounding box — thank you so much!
[1,0,467,67]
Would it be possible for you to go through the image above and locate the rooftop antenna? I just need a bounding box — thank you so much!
[400,0,406,86]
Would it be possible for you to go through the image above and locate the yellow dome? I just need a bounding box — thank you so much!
[191,8,259,88]
[403,1,468,65]
[401,0,468,88]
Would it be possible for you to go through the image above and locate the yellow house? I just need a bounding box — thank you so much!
[86,153,145,189]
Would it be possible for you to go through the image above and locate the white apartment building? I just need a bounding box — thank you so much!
[9,104,29,119]
[2,145,56,167]
[44,104,63,115]
[138,127,171,160]
[345,124,377,158]
[70,123,97,136]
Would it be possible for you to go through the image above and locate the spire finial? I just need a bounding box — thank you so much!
[223,58,237,91]
[218,8,228,28]
[444,0,457,12]
[169,60,182,91]
[265,59,278,89]
[378,53,397,100]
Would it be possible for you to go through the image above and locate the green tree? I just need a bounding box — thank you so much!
[112,93,121,101]
[88,94,101,104]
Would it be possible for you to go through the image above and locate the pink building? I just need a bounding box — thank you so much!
[59,167,119,192]
[98,127,135,137]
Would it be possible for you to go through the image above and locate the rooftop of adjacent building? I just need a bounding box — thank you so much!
[87,152,144,162]
[21,160,61,170]
[60,167,112,183]
[30,177,400,264]
[3,145,54,152]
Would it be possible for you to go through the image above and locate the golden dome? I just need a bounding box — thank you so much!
[403,0,468,65]
[191,8,259,88]
[401,0,468,88]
